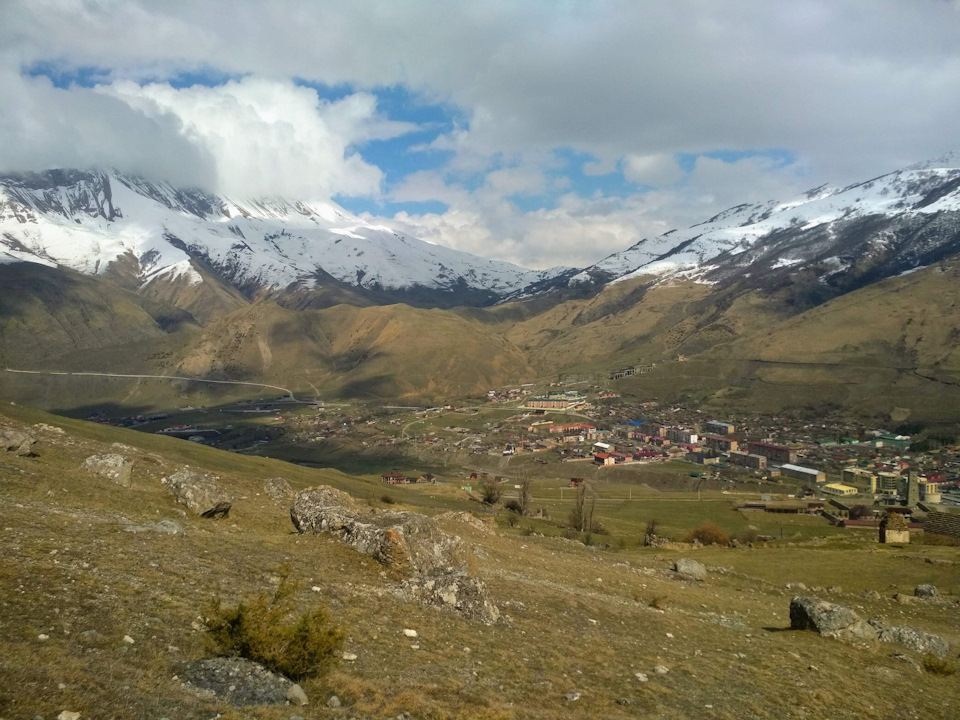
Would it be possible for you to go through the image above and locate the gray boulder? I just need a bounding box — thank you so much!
[162,468,232,518]
[673,557,706,581]
[123,519,184,535]
[263,476,293,501]
[291,486,463,576]
[789,596,878,644]
[291,485,498,622]
[83,454,135,488]
[180,657,295,706]
[1,428,36,456]
[876,624,949,658]
[914,584,938,598]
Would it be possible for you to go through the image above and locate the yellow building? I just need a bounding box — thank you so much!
[822,483,858,497]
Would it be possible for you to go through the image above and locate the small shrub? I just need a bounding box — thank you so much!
[562,528,579,540]
[682,522,730,546]
[504,510,521,527]
[922,654,957,676]
[380,494,397,505]
[205,564,345,680]
[504,499,522,514]
[648,596,667,610]
[735,528,759,544]
[480,479,503,505]
[520,525,534,536]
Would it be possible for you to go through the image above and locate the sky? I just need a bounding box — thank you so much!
[2,1,959,270]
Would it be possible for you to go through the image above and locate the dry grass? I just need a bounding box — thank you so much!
[1,405,959,719]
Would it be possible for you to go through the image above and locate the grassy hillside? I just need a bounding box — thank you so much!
[1,405,958,719]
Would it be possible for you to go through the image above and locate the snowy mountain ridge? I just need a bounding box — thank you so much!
[575,155,960,286]
[0,169,571,303]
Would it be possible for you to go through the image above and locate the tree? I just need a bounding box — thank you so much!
[480,477,503,505]
[568,481,595,532]
[517,473,533,516]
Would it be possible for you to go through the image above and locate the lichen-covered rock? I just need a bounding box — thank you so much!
[83,453,135,488]
[291,486,463,576]
[437,511,494,535]
[790,596,878,644]
[263,476,293,501]
[673,557,706,581]
[0,428,36,456]
[162,468,232,518]
[914,584,938,598]
[877,625,949,658]
[180,657,295,706]
[401,571,501,625]
[292,485,499,622]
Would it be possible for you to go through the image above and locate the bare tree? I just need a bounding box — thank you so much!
[517,469,533,516]
[568,481,595,532]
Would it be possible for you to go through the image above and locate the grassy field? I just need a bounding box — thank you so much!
[1,404,958,720]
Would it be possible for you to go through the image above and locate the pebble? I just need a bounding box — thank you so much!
[311,586,322,592]
[342,652,358,661]
[635,672,649,682]
[38,634,49,641]
[563,692,581,702]
[654,665,669,675]
[57,713,81,720]
[327,695,342,708]
[403,629,418,638]
[286,684,308,706]
[122,635,135,644]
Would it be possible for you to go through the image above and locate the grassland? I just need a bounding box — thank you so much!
[1,404,958,719]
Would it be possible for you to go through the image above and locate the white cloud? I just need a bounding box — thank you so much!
[101,78,417,198]
[623,154,683,187]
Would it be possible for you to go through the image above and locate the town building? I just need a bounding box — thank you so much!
[822,483,858,496]
[778,464,826,483]
[703,435,738,453]
[666,427,699,445]
[842,467,877,492]
[728,451,767,469]
[705,420,736,435]
[747,442,798,464]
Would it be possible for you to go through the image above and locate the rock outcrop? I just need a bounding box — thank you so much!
[162,468,232,518]
[1,428,36,456]
[789,596,878,644]
[83,453,135,488]
[263,476,293,501]
[291,485,499,623]
[870,621,950,658]
[180,657,301,706]
[673,557,707,581]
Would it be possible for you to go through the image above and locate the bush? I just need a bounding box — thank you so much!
[735,528,759,544]
[480,478,503,505]
[504,499,522,514]
[682,522,730,546]
[922,654,957,676]
[204,564,345,680]
[504,510,521,527]
[380,494,397,505]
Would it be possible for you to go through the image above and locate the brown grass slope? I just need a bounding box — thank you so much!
[1,405,958,719]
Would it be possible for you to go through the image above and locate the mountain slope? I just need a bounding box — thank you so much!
[0,169,570,309]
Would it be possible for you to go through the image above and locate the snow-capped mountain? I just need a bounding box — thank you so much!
[0,169,571,305]
[574,152,960,289]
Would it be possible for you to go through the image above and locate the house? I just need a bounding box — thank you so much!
[728,451,767,469]
[779,464,826,483]
[748,442,798,464]
[593,452,616,466]
[705,420,736,435]
[666,427,698,444]
[822,483,858,496]
[570,477,586,487]
[417,473,437,484]
[703,435,738,453]
[381,470,408,484]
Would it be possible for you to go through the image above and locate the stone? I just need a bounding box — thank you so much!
[38,634,49,641]
[122,635,135,644]
[292,485,500,622]
[895,593,917,605]
[673,557,706,581]
[342,652,358,661]
[914,584,938,598]
[789,596,878,645]
[654,665,670,675]
[403,629,418,637]
[634,672,649,682]
[0,428,36,456]
[860,590,882,601]
[286,684,308,706]
[563,692,581,702]
[82,454,135,488]
[56,713,81,720]
[180,657,296,706]
[877,625,949,658]
[436,511,493,534]
[263,477,293,501]
[123,520,184,535]
[162,468,233,518]
[326,695,342,708]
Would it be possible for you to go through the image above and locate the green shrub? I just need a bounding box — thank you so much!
[922,654,957,676]
[205,564,345,680]
[504,499,522,514]
[380,494,397,505]
[682,522,730,546]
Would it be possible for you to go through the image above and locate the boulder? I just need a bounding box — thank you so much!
[0,428,36,456]
[673,557,706,581]
[83,454,135,488]
[180,657,295,706]
[263,477,293,501]
[401,571,501,625]
[291,486,463,576]
[123,519,184,535]
[292,485,498,622]
[789,596,878,644]
[914,584,938,598]
[876,624,949,658]
[437,511,493,535]
[162,468,232,518]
